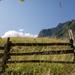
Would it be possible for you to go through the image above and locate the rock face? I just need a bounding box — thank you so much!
[38,20,75,38]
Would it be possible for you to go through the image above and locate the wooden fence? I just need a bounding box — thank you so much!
[0,29,75,73]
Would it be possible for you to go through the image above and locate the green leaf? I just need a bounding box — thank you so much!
[19,0,25,2]
[18,0,25,4]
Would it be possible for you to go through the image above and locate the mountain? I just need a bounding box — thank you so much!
[38,20,75,38]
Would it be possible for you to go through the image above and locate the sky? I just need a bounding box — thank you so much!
[0,0,75,37]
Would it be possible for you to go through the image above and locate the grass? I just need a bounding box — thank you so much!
[0,37,75,75]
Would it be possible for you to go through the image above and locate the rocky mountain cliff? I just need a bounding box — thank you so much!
[38,20,75,38]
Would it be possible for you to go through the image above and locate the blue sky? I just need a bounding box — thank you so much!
[0,0,75,36]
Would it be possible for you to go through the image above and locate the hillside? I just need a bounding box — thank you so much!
[38,20,75,38]
[0,37,75,75]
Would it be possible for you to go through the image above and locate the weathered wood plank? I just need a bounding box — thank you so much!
[9,49,74,55]
[1,38,11,73]
[6,60,75,64]
[11,42,71,46]
[68,29,75,62]
[0,49,73,56]
[0,47,4,50]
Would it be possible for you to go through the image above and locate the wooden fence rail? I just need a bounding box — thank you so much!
[0,49,74,61]
[7,60,75,64]
[11,42,71,46]
[0,47,4,50]
[0,29,75,74]
[0,49,74,56]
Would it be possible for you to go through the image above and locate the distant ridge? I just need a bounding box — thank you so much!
[38,20,75,38]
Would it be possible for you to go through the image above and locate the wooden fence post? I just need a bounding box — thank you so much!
[1,37,11,73]
[68,29,75,62]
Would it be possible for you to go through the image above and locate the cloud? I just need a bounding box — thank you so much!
[19,29,24,32]
[2,30,38,38]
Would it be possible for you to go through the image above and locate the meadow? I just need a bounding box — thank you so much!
[0,37,75,75]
